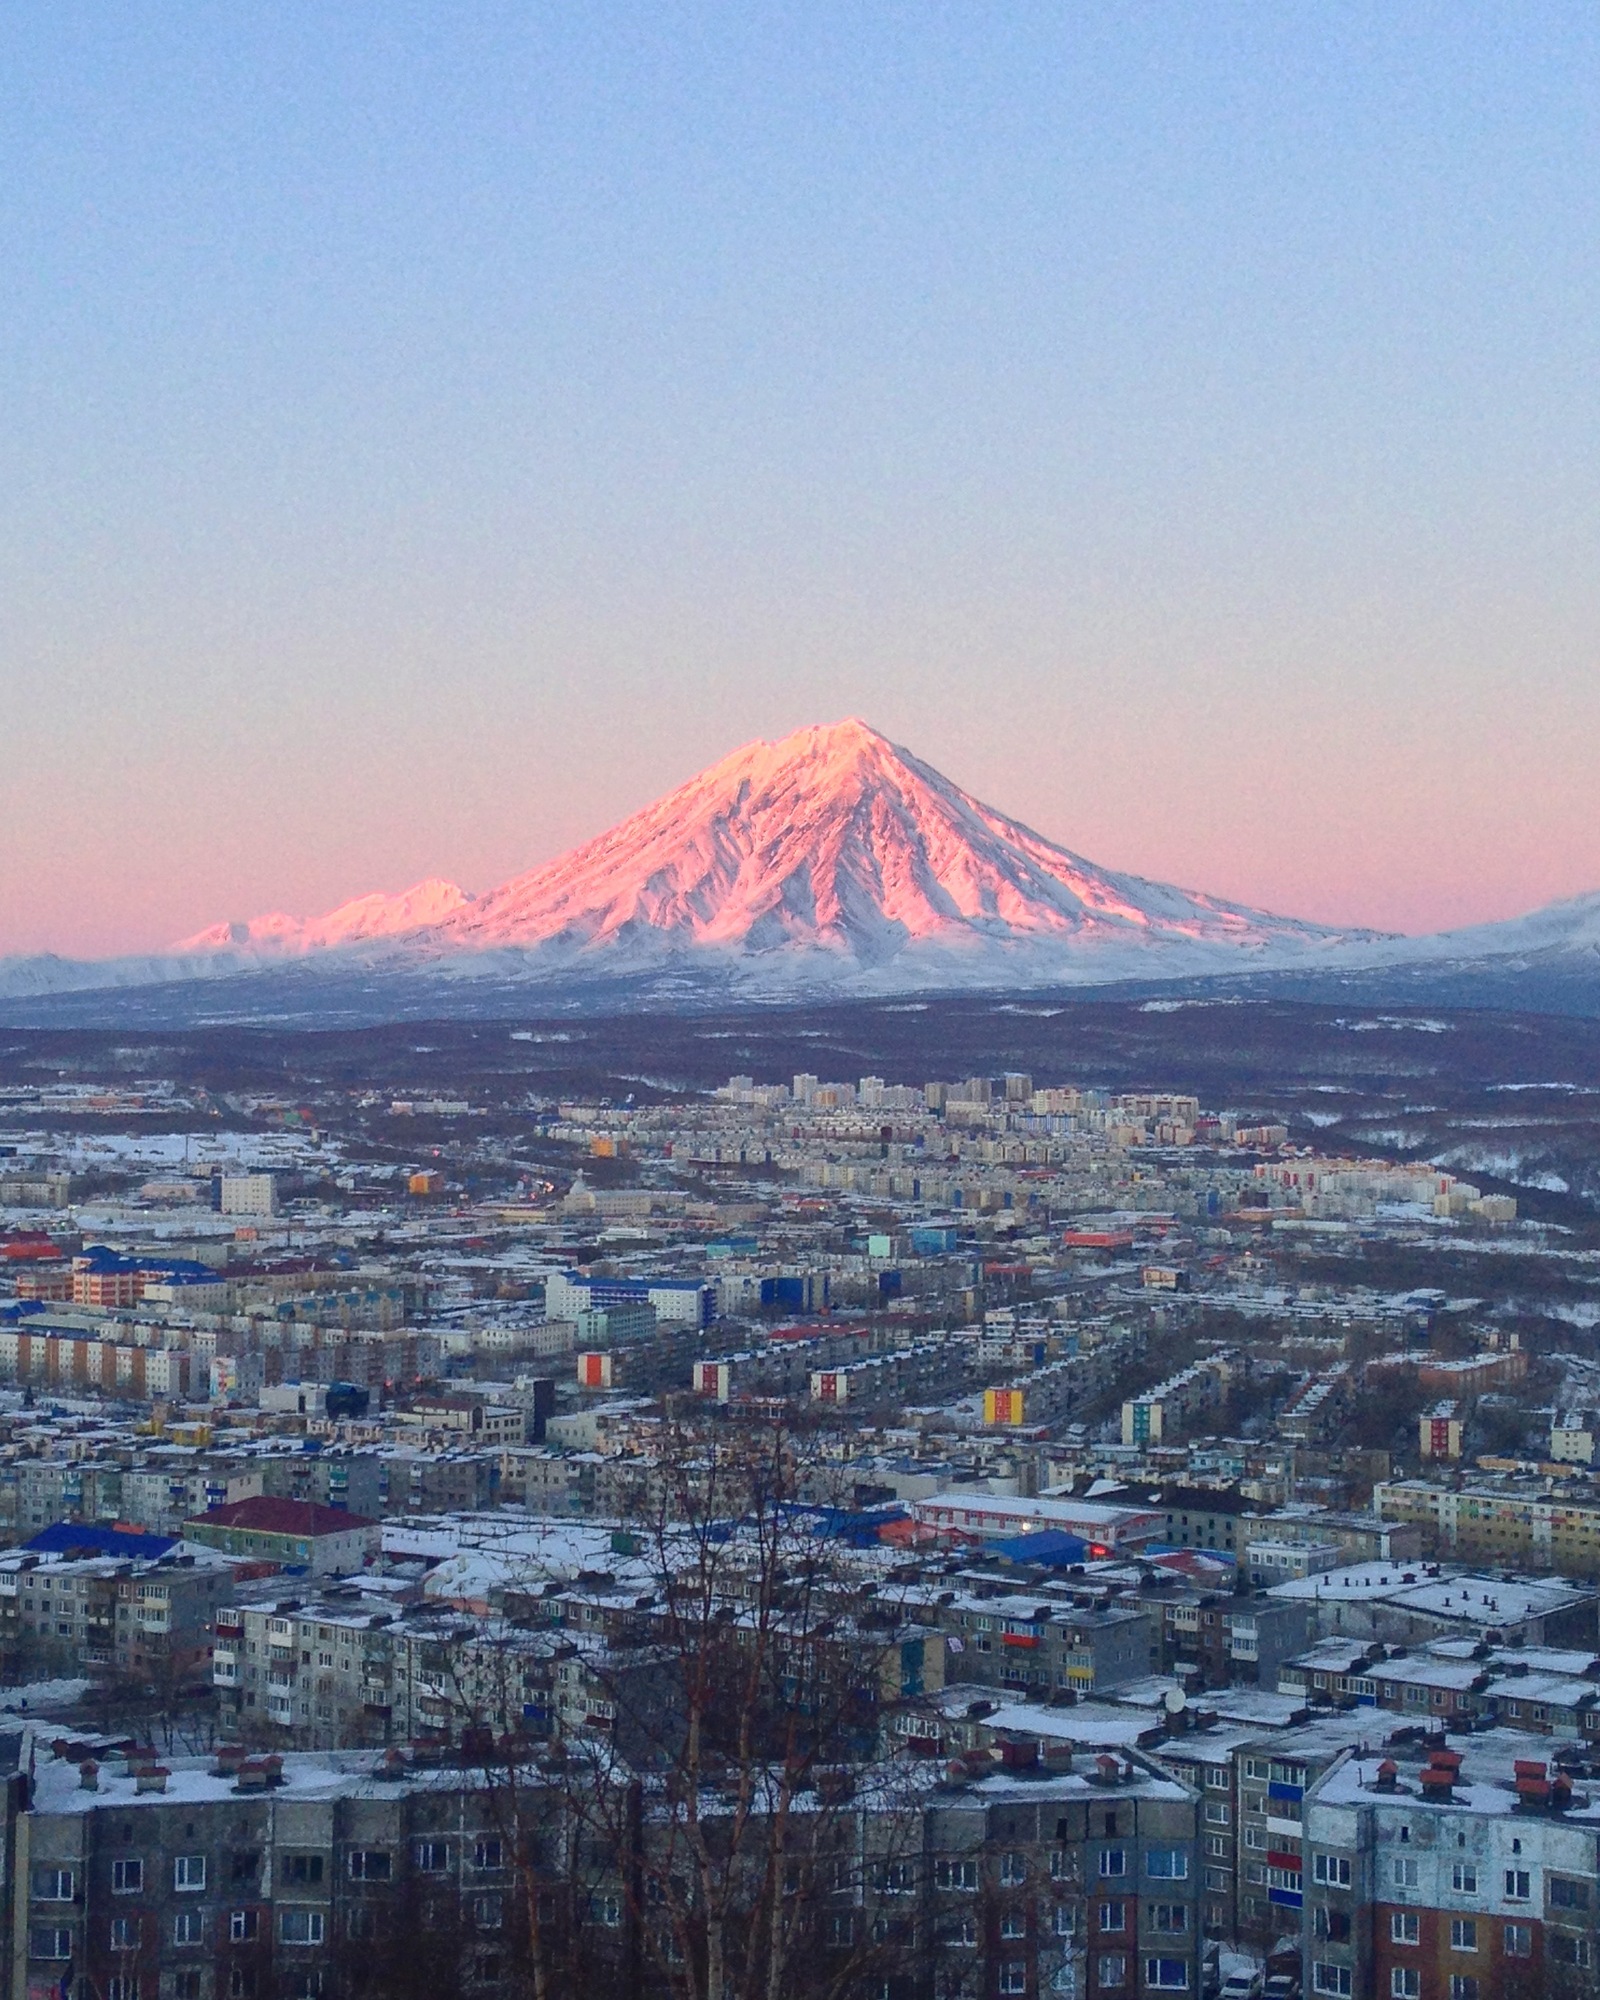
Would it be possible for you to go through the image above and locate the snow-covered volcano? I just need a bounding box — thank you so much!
[3,719,1393,1005]
[140,717,1373,993]
[18,717,1600,1017]
[410,717,1374,977]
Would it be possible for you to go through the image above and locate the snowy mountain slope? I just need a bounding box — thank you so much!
[8,716,1597,1015]
[129,718,1382,996]
[172,877,472,957]
[1359,888,1600,967]
[425,719,1367,971]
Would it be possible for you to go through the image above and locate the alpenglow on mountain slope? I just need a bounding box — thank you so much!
[0,720,1391,1006]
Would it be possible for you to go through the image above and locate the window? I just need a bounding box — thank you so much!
[1314,1910,1351,1943]
[1392,1858,1419,1890]
[110,1917,140,1951]
[112,1859,143,1894]
[1146,1849,1188,1879]
[174,1976,203,2000]
[1099,1902,1126,1933]
[1000,1912,1027,1940]
[474,1894,503,1930]
[880,1862,916,1896]
[348,1910,378,1941]
[1550,1876,1590,1910]
[174,1911,205,1946]
[1550,1935,1593,1969]
[1204,1803,1230,1826]
[231,1851,260,1885]
[941,1916,978,1948]
[1099,1850,1127,1878]
[935,1859,978,1892]
[1054,1907,1077,1937]
[1146,1961,1189,1991]
[106,1979,139,2000]
[1391,1914,1419,1945]
[414,1840,450,1873]
[827,1914,855,1947]
[1503,1924,1533,1959]
[592,1895,621,1929]
[1390,1973,1419,1999]
[1206,1836,1230,1859]
[31,1929,72,1961]
[999,1963,1028,1995]
[1448,1981,1479,2000]
[1097,1958,1128,1988]
[1450,1919,1477,1952]
[1001,1852,1027,1886]
[230,1911,259,1943]
[1151,1904,1188,1934]
[1312,1966,1352,1997]
[229,1972,257,2000]
[279,1910,326,1946]
[1451,1863,1478,1894]
[174,1855,207,1892]
[348,1850,391,1881]
[282,1854,324,1886]
[473,1838,503,1871]
[32,1867,74,1903]
[1313,1855,1351,1887]
[1504,1869,1531,1901]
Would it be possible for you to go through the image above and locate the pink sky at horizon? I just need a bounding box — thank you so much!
[5,687,1596,962]
[6,10,1600,962]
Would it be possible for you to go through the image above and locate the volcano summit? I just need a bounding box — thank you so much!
[155,718,1378,990]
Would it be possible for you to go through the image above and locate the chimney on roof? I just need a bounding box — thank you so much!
[1373,1759,1399,1793]
[78,1761,98,1791]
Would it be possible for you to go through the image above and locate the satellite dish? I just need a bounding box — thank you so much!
[1163,1688,1187,1714]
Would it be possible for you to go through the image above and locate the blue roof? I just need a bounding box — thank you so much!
[23,1523,178,1561]
[990,1529,1090,1566]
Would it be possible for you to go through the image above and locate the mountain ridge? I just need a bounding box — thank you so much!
[3,717,1597,1017]
[158,717,1382,981]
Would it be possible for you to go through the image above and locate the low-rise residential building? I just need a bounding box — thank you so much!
[1301,1730,1600,2000]
[184,1497,379,1576]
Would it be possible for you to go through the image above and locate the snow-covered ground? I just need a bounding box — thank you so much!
[0,1678,91,1712]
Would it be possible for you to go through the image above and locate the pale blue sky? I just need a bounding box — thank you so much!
[4,4,1600,953]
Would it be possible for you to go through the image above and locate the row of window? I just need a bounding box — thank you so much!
[34,1909,326,1958]
[35,1838,506,1903]
[1312,1851,1593,1906]
[98,1895,508,1951]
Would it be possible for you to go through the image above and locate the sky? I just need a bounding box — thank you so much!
[4,2,1600,957]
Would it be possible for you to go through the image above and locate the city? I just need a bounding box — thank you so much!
[0,1029,1595,2000]
[6,12,1600,2000]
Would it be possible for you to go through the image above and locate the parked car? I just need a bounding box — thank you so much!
[1221,1974,1263,2000]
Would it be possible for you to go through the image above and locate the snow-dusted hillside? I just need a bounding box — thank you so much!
[13,716,1600,1016]
[428,718,1367,973]
[124,717,1381,996]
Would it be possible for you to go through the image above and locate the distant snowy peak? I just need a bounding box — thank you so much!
[2,717,1432,1010]
[431,718,1376,971]
[155,719,1387,985]
[1355,887,1600,968]
[173,877,471,958]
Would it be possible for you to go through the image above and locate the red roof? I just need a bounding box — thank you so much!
[189,1496,376,1536]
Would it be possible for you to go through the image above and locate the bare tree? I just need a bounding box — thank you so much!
[427,1411,945,2000]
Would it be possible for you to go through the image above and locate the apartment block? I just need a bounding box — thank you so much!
[1301,1731,1600,2000]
